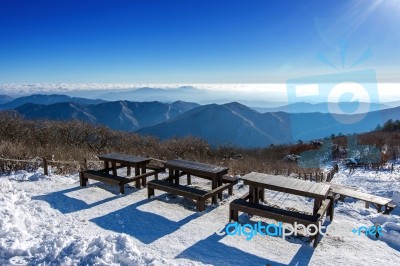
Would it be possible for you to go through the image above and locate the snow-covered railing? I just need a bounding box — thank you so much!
[0,156,103,176]
[0,156,164,176]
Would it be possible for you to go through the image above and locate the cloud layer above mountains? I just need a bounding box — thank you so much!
[0,83,398,103]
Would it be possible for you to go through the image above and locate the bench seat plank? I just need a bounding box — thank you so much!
[81,169,156,194]
[329,183,392,206]
[148,179,208,199]
[148,179,211,211]
[230,199,318,224]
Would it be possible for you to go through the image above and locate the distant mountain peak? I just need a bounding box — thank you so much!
[0,94,106,110]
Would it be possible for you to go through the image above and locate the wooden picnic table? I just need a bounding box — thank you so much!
[98,153,150,177]
[80,153,157,194]
[163,159,230,205]
[241,172,331,215]
[230,172,333,247]
[147,159,236,211]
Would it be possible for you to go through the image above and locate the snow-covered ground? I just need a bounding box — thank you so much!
[1,164,400,266]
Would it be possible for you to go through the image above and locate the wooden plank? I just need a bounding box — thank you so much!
[330,184,392,206]
[316,184,331,198]
[147,180,208,199]
[240,171,266,182]
[317,198,332,219]
[307,183,321,194]
[174,168,180,185]
[273,176,303,193]
[98,153,150,165]
[167,166,228,179]
[296,180,315,194]
[83,171,122,185]
[146,164,165,173]
[164,159,229,177]
[222,175,239,183]
[291,179,312,191]
[212,177,218,204]
[83,170,156,185]
[112,162,117,176]
[241,172,329,199]
[203,183,231,199]
[313,199,322,215]
[124,170,156,183]
[135,165,141,188]
[230,199,318,224]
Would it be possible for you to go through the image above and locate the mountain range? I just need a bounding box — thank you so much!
[15,100,199,131]
[138,102,398,147]
[66,86,285,107]
[2,93,399,148]
[0,95,13,105]
[0,94,106,110]
[251,102,390,114]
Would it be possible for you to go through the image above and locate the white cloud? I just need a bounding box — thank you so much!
[0,83,287,95]
[0,83,398,103]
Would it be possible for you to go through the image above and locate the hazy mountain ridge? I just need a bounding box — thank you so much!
[3,93,400,148]
[15,100,199,131]
[0,95,13,105]
[252,102,390,114]
[138,102,400,147]
[0,94,106,110]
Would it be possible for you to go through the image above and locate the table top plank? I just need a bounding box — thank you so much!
[296,181,315,195]
[241,172,330,199]
[289,178,310,190]
[164,159,229,175]
[307,183,320,194]
[319,184,331,197]
[280,178,301,191]
[98,153,151,165]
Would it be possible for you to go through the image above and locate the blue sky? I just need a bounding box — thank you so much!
[0,0,399,83]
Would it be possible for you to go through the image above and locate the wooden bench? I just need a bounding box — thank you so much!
[80,169,156,194]
[229,196,333,248]
[328,183,396,214]
[222,175,239,195]
[183,174,238,195]
[147,179,232,211]
[146,164,166,180]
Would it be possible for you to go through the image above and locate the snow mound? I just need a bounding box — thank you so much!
[0,176,157,266]
[2,170,47,182]
[370,215,400,251]
[1,165,400,265]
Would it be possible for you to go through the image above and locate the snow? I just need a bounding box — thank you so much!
[1,164,400,265]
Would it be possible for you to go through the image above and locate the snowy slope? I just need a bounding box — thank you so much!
[1,165,400,266]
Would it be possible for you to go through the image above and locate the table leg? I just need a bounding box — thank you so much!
[127,166,131,176]
[174,169,180,185]
[187,174,191,185]
[135,165,141,188]
[249,185,256,203]
[254,186,260,203]
[112,162,117,176]
[217,174,223,201]
[103,161,109,173]
[141,164,147,187]
[313,199,322,215]
[212,177,218,205]
[259,188,265,203]
[168,168,174,182]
